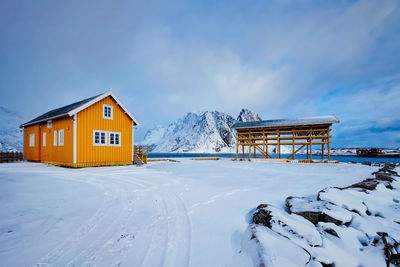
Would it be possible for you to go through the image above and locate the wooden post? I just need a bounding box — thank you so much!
[235,137,238,160]
[306,144,309,159]
[265,133,268,156]
[322,143,324,160]
[253,140,256,159]
[277,129,281,159]
[262,131,265,158]
[0,151,2,163]
[248,133,251,161]
[292,128,295,159]
[322,128,325,160]
[310,127,313,160]
[242,144,244,159]
[328,127,331,160]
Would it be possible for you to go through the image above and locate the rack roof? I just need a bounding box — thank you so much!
[231,115,339,129]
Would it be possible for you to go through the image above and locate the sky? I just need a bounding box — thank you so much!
[1,0,400,148]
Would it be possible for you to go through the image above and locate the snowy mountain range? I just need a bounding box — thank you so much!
[0,106,23,152]
[141,109,262,153]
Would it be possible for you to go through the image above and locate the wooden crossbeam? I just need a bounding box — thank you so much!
[287,144,306,159]
[254,145,272,159]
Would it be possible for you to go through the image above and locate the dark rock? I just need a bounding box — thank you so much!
[373,167,399,177]
[362,162,372,166]
[286,196,352,226]
[323,227,339,238]
[375,172,396,182]
[375,233,400,267]
[252,204,272,228]
[384,163,397,169]
[345,179,379,190]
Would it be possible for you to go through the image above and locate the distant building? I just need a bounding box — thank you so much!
[20,90,139,167]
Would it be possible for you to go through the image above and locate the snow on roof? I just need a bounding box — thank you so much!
[231,115,340,129]
[20,90,139,127]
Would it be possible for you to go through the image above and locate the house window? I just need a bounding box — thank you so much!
[47,120,52,128]
[93,130,107,146]
[93,130,120,146]
[110,133,115,145]
[103,104,113,119]
[100,132,106,144]
[115,133,120,145]
[54,130,57,146]
[94,131,100,144]
[29,134,35,147]
[59,129,64,146]
[43,132,46,147]
[109,132,121,146]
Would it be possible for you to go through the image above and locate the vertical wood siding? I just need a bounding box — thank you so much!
[39,117,74,163]
[76,96,132,163]
[23,117,74,163]
[23,124,40,161]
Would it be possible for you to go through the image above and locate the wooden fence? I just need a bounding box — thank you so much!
[0,151,23,163]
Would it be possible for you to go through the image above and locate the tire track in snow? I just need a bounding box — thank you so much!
[116,174,192,267]
[33,172,123,266]
[33,167,192,267]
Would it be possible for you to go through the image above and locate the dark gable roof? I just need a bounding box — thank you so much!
[21,93,102,127]
[232,115,340,129]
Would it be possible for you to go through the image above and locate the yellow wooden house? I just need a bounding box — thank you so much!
[20,90,140,167]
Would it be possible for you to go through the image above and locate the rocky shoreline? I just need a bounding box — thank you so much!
[245,163,400,266]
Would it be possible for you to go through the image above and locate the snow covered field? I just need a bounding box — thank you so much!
[0,160,379,266]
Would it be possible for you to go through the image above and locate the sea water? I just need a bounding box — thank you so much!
[148,153,400,163]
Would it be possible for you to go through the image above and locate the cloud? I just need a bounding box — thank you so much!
[129,0,400,116]
[1,0,399,147]
[319,74,400,147]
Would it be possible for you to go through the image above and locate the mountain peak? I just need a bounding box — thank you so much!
[237,109,262,122]
[141,108,262,153]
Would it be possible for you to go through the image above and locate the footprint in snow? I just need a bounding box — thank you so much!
[107,233,135,254]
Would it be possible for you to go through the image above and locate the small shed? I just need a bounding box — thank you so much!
[231,116,340,161]
[20,90,141,167]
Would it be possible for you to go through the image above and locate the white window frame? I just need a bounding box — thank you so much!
[103,104,113,120]
[43,132,46,147]
[29,133,35,147]
[109,132,121,147]
[109,132,115,145]
[53,130,57,146]
[58,129,64,146]
[47,120,52,128]
[93,130,108,146]
[93,130,121,146]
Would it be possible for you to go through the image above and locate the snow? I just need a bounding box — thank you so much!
[252,226,310,267]
[0,161,380,266]
[318,187,368,215]
[0,106,23,152]
[236,109,261,122]
[248,166,400,266]
[140,109,261,153]
[287,196,353,225]
[258,205,322,247]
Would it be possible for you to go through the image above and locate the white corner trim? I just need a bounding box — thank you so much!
[132,122,134,161]
[73,114,77,164]
[66,91,140,125]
